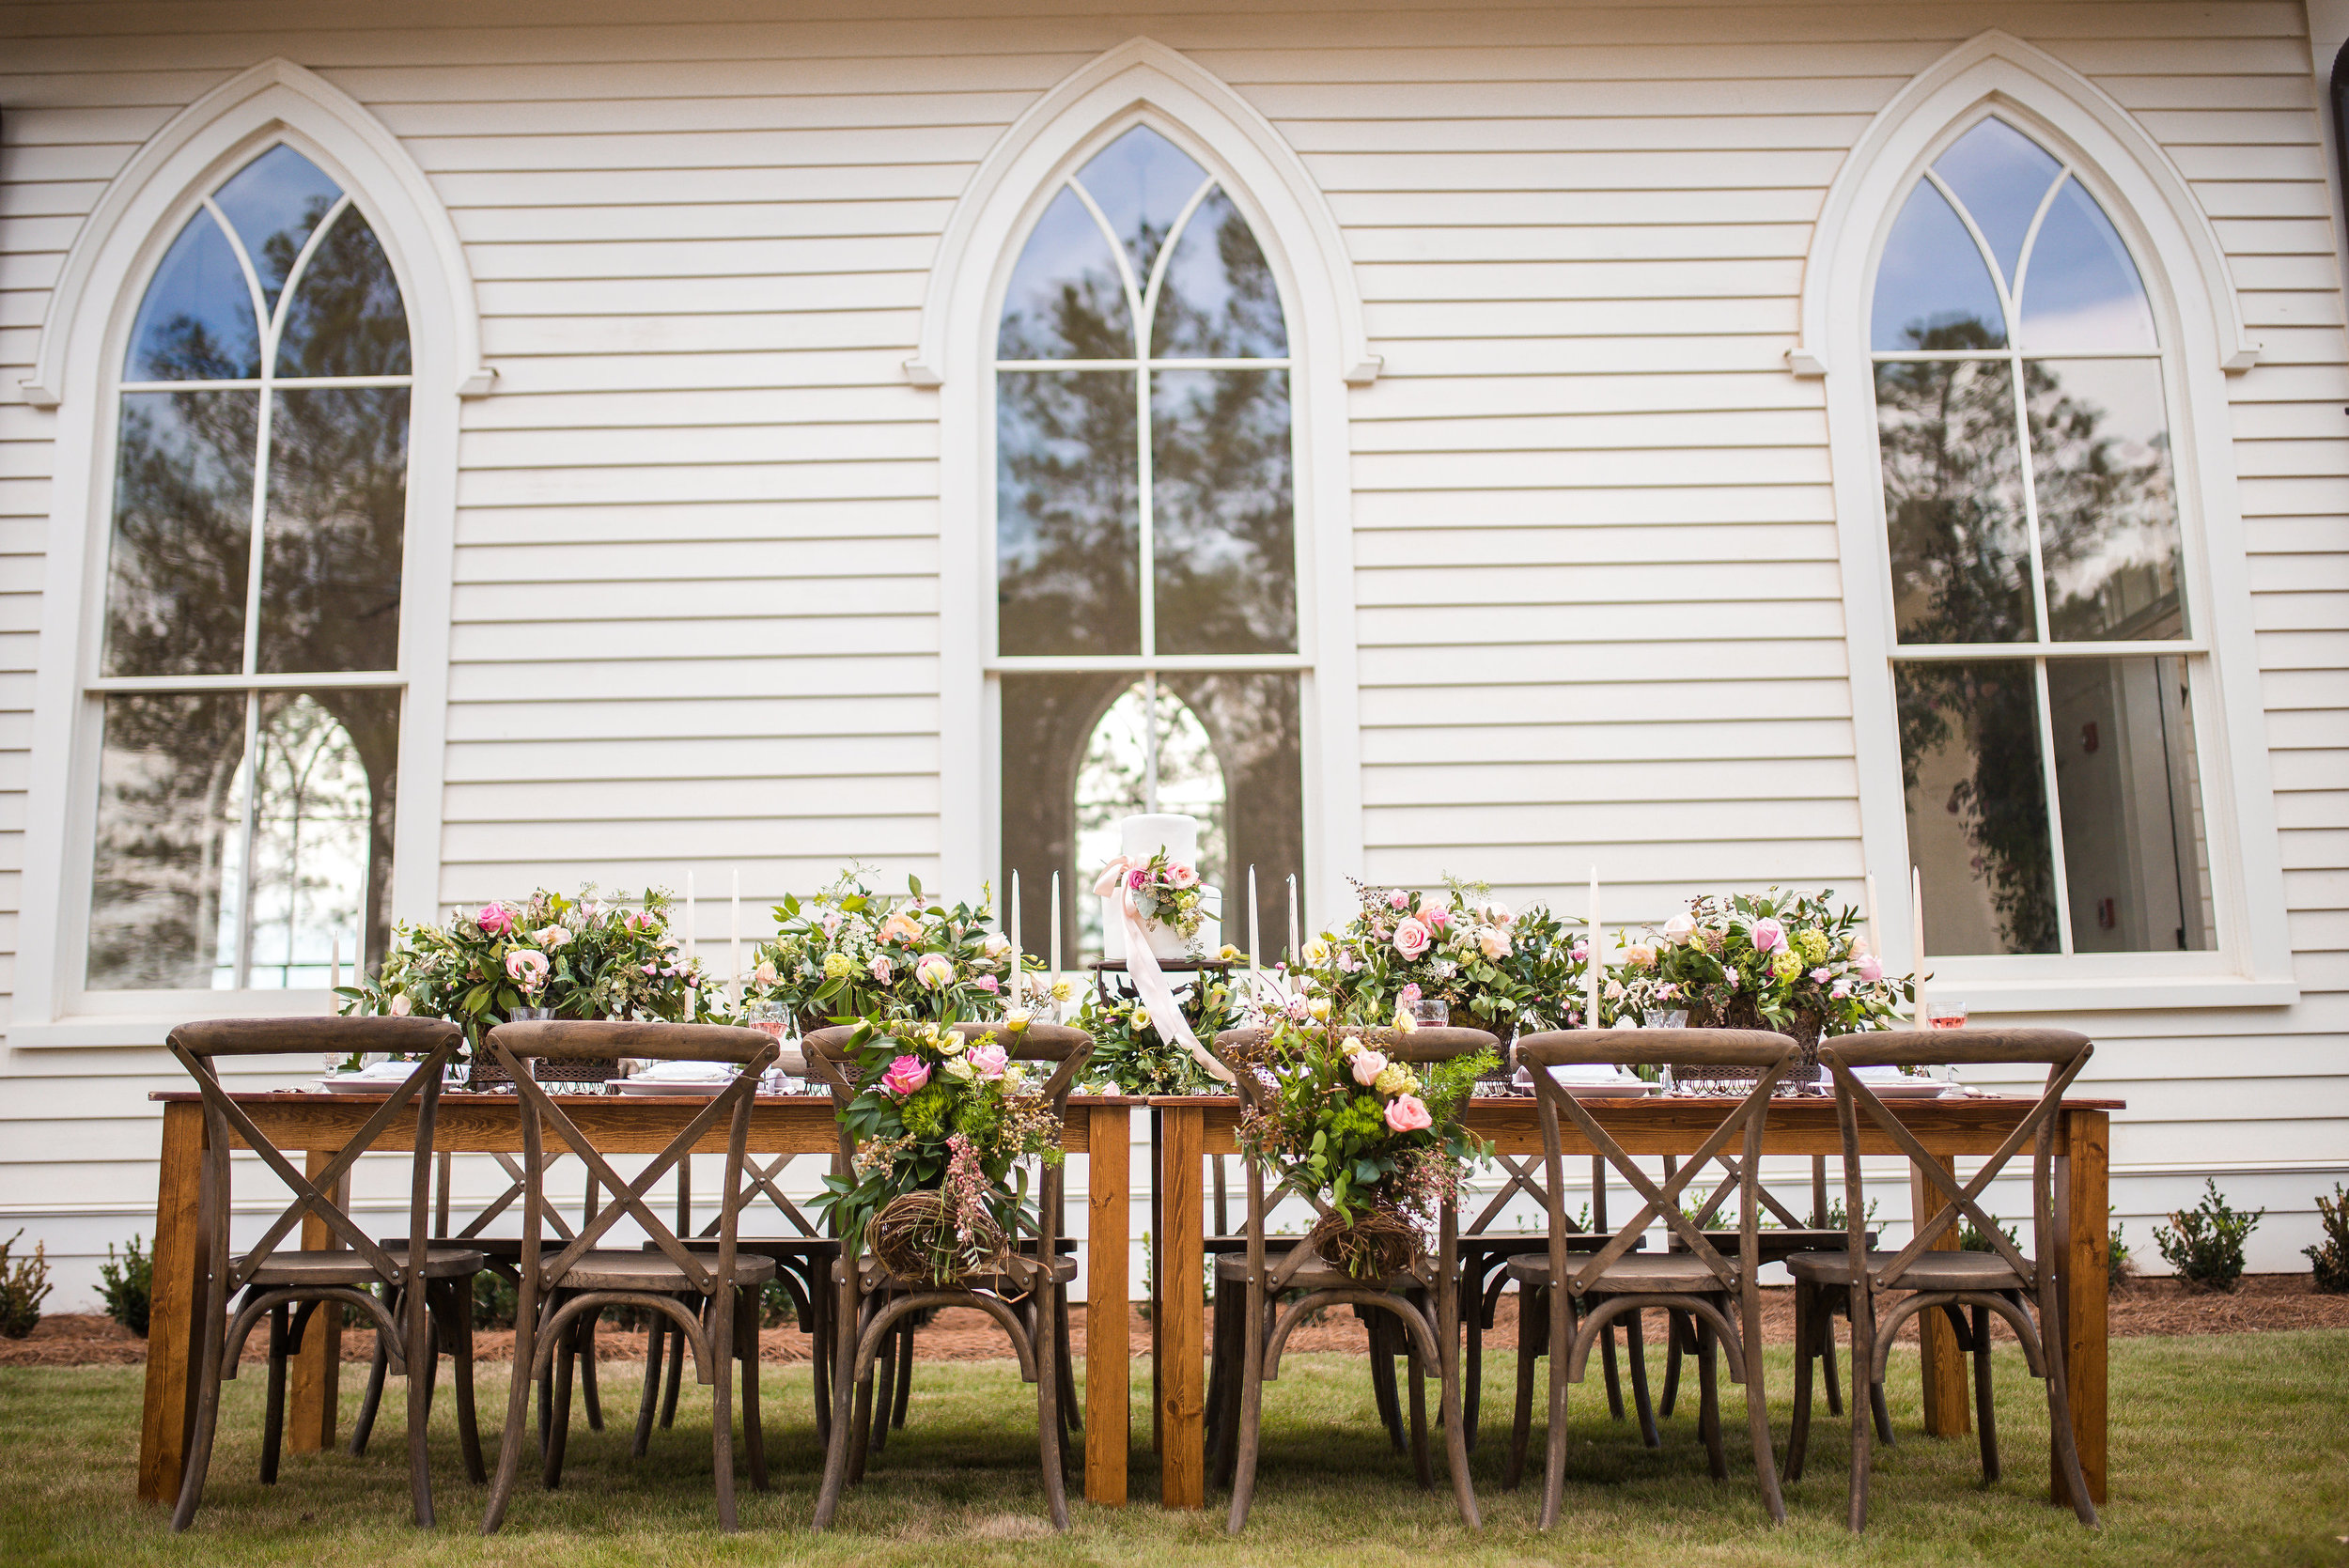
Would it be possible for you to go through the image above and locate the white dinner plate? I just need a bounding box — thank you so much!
[1559,1079,1655,1099]
[608,1077,730,1095]
[1859,1077,1950,1099]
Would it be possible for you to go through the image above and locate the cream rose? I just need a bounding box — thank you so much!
[1392,917,1433,960]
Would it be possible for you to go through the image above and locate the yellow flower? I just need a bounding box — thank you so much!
[1373,1063,1409,1095]
[1050,978,1074,1003]
[821,952,854,980]
[1771,948,1802,981]
[1392,1007,1417,1032]
[1796,927,1830,965]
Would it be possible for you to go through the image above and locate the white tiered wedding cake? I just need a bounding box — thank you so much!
[1103,813,1223,963]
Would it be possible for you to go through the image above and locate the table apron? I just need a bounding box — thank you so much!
[205,1100,1091,1157]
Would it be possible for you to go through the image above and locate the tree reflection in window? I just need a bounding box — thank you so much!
[87,144,407,989]
[996,126,1306,966]
[1871,116,2211,956]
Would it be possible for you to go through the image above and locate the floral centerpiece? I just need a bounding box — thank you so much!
[741,870,1019,1032]
[809,1018,1066,1287]
[1610,888,1913,1065]
[1227,1019,1496,1279]
[1298,879,1587,1037]
[1080,955,1249,1094]
[337,887,710,1063]
[1102,848,1212,957]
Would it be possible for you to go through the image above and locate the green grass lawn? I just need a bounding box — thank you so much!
[3,1333,2344,1566]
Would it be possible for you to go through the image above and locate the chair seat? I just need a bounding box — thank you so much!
[245,1247,487,1287]
[837,1253,1079,1291]
[1784,1247,2028,1292]
[1204,1234,1304,1256]
[1507,1250,1729,1294]
[1668,1228,1880,1264]
[1213,1252,1424,1293]
[552,1249,777,1293]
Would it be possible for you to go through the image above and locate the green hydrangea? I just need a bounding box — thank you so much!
[1796,927,1830,965]
[899,1082,952,1140]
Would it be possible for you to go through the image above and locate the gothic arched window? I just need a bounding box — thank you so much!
[993,124,1304,962]
[88,143,409,990]
[1872,116,2212,957]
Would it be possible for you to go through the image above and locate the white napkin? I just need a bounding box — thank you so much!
[1853,1064,1918,1082]
[1548,1063,1641,1084]
[339,1059,417,1081]
[632,1059,733,1083]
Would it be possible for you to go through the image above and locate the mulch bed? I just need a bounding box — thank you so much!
[6,1274,2342,1369]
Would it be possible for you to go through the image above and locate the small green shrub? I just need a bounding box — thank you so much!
[2155,1179,2263,1293]
[1960,1215,2021,1254]
[2108,1205,2135,1290]
[0,1230,53,1339]
[2305,1183,2349,1296]
[472,1269,518,1329]
[99,1234,151,1335]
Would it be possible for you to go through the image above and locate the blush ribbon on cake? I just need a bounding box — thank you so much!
[1094,814,1234,1085]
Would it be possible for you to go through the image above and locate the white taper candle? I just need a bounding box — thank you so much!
[1010,869,1023,1008]
[1863,871,1881,959]
[1050,871,1062,1008]
[1287,874,1300,983]
[730,868,741,993]
[1248,863,1261,986]
[1585,864,1602,1028]
[1910,864,1928,1029]
[685,870,696,966]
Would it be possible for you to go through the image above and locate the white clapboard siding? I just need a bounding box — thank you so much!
[2,0,2345,1308]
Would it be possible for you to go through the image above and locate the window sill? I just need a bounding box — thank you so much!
[1921,972,2299,1015]
[8,993,340,1049]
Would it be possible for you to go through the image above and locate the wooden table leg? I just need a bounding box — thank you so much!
[1910,1153,1970,1437]
[137,1102,209,1505]
[286,1148,348,1452]
[1158,1106,1204,1509]
[2056,1109,2109,1507]
[1085,1105,1131,1506]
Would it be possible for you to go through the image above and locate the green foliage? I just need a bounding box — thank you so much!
[98,1234,151,1336]
[1960,1215,2021,1254]
[2155,1179,2263,1293]
[743,870,1019,1031]
[1615,887,1912,1038]
[1081,969,1242,1094]
[2304,1183,2349,1296]
[2109,1205,2135,1290]
[472,1270,518,1330]
[1298,879,1587,1033]
[0,1230,53,1339]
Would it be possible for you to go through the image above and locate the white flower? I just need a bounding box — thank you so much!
[753,959,780,987]
[943,1057,977,1082]
[914,953,954,990]
[1131,1006,1151,1032]
[1480,900,1515,927]
[1663,911,1697,945]
[981,931,1012,959]
[1352,1049,1390,1084]
[1478,927,1512,960]
[388,992,412,1017]
[1303,936,1330,968]
[535,924,571,950]
[1392,1008,1417,1032]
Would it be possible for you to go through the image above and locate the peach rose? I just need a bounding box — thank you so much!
[1383,1094,1432,1134]
[1392,917,1433,960]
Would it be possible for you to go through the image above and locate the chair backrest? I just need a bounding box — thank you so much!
[1516,1028,1797,1299]
[1817,1027,2092,1294]
[1210,1024,1499,1290]
[802,1018,1094,1277]
[484,1019,777,1298]
[166,1016,464,1294]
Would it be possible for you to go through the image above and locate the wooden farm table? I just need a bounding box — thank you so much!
[1146,1093,2119,1513]
[136,1090,1141,1509]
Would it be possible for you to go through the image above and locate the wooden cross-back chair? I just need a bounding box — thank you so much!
[1506,1029,1794,1528]
[1787,1029,2100,1531]
[805,1020,1094,1533]
[164,1016,489,1532]
[476,1019,780,1535]
[1210,1025,1489,1536]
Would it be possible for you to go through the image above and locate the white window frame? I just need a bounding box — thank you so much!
[903,39,1374,920]
[1794,31,2295,1012]
[12,59,490,1048]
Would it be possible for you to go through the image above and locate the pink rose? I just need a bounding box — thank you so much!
[505,948,549,990]
[914,953,954,990]
[1351,1049,1389,1086]
[1167,862,1199,889]
[880,1054,930,1096]
[869,955,894,983]
[476,903,514,937]
[1570,940,1590,963]
[1857,955,1884,982]
[1392,917,1432,960]
[640,962,659,976]
[966,1041,1009,1080]
[1810,967,1831,984]
[1128,867,1148,890]
[1384,1094,1432,1134]
[1750,918,1785,954]
[1398,982,1422,1005]
[1388,889,1410,911]
[974,974,999,993]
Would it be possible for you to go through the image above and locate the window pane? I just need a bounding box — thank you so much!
[2018,175,2156,353]
[125,212,259,381]
[242,690,401,986]
[261,387,409,673]
[1871,180,2007,351]
[1149,369,1295,654]
[103,390,257,676]
[998,186,1133,359]
[1001,670,1300,970]
[1873,360,2033,644]
[1895,660,2059,955]
[2027,357,2185,642]
[1929,117,2061,294]
[274,207,411,378]
[1149,187,1286,359]
[997,369,1139,655]
[86,692,249,989]
[212,144,344,316]
[1074,125,1208,296]
[2048,657,2212,953]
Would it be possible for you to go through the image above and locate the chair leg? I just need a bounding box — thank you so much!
[1205,1281,1234,1471]
[407,1268,437,1527]
[480,1285,542,1534]
[1696,1318,1727,1482]
[1056,1283,1081,1433]
[863,1327,893,1460]
[1460,1268,1486,1452]
[542,1306,577,1489]
[1844,1284,1875,1533]
[1434,1271,1481,1529]
[711,1292,739,1533]
[1035,1285,1070,1530]
[1600,1315,1626,1421]
[811,1272,862,1530]
[2038,1296,2100,1528]
[1406,1307,1434,1490]
[1538,1272,1571,1529]
[891,1318,915,1430]
[1212,1286,1245,1489]
[1871,1373,1896,1447]
[1736,1312,1786,1524]
[1504,1288,1539,1491]
[1659,1310,1684,1419]
[351,1285,392,1456]
[1625,1307,1660,1449]
[809,1280,832,1448]
[1971,1303,1999,1483]
[660,1317,686,1429]
[1365,1307,1406,1452]
[633,1312,666,1458]
[169,1271,234,1533]
[449,1279,486,1483]
[1821,1315,1844,1417]
[578,1312,603,1432]
[260,1304,289,1485]
[1787,1281,1815,1483]
[1224,1285,1266,1534]
[739,1288,770,1493]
